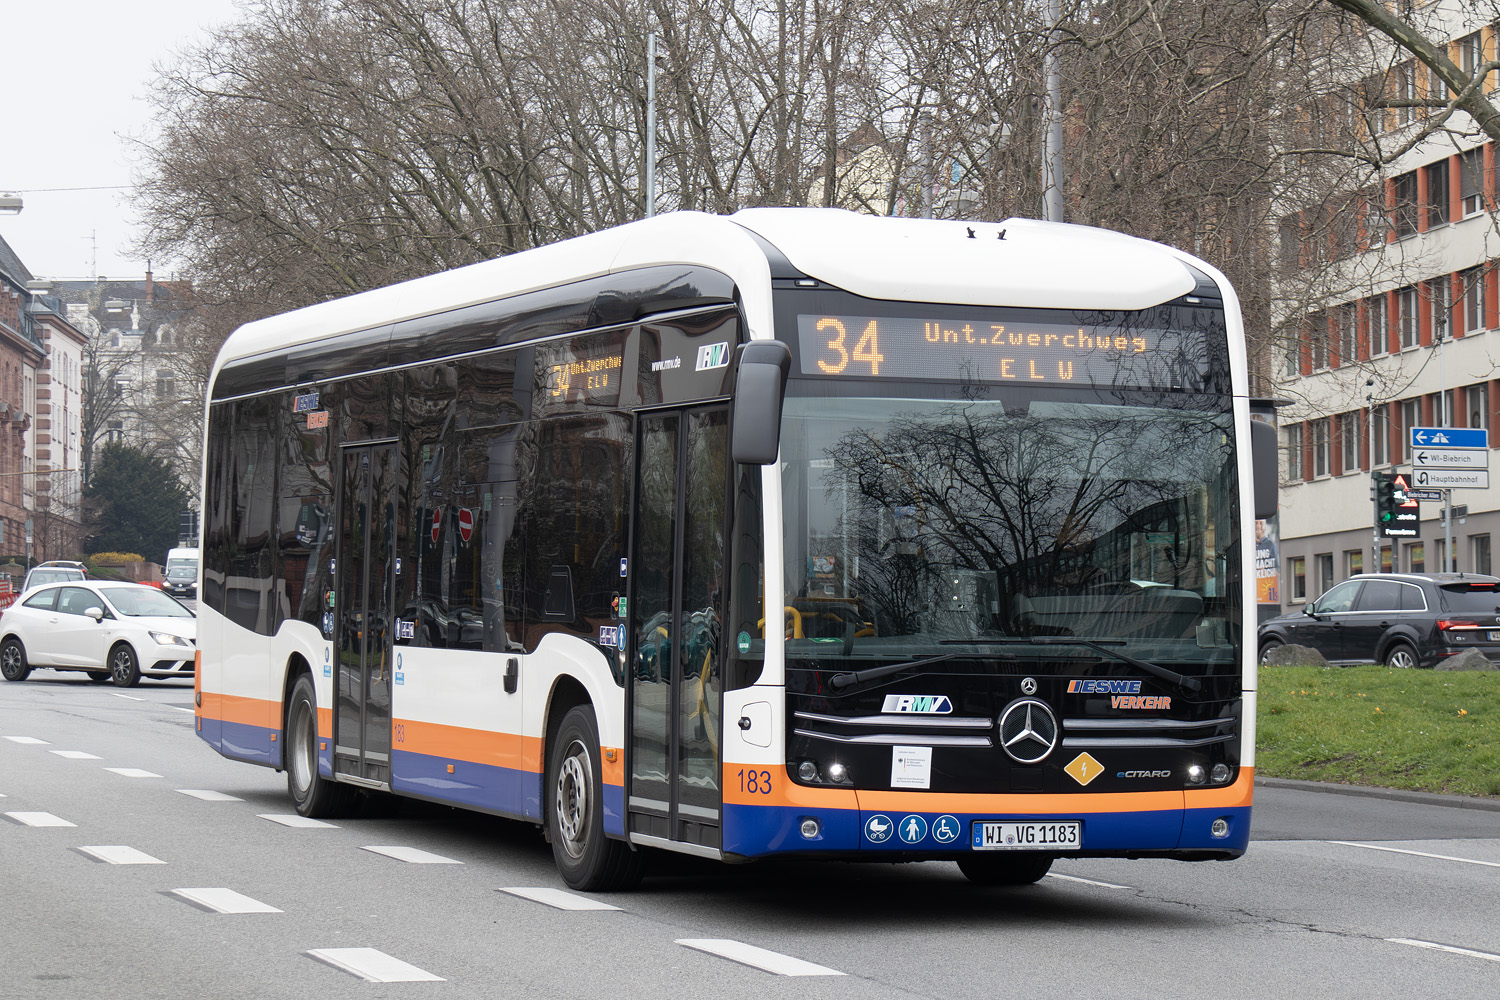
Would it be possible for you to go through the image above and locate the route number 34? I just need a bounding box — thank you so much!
[816,318,884,376]
[738,769,772,794]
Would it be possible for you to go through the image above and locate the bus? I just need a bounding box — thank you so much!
[195,209,1277,891]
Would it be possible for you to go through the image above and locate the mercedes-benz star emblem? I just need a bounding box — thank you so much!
[998,697,1059,764]
[1021,677,1037,695]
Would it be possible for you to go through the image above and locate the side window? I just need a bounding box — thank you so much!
[1400,584,1428,611]
[56,587,95,616]
[1354,580,1401,612]
[1312,580,1360,613]
[22,589,58,612]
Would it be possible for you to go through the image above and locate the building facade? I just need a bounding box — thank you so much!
[0,235,50,563]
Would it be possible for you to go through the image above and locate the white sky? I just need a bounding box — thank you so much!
[0,1,243,280]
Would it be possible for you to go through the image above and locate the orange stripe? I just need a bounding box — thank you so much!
[1184,766,1255,808]
[215,693,280,731]
[318,706,332,740]
[722,764,859,809]
[600,747,625,787]
[393,718,543,776]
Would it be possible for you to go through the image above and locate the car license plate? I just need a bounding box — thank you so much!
[1489,631,1500,641]
[974,821,1081,850]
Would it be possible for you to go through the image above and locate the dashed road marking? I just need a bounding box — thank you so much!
[676,939,845,977]
[171,888,283,914]
[77,845,165,865]
[176,789,243,802]
[259,814,337,828]
[105,768,163,778]
[1329,840,1500,869]
[4,736,49,744]
[6,812,75,827]
[164,706,195,714]
[499,887,621,911]
[110,694,145,702]
[362,845,462,864]
[50,750,102,760]
[1046,872,1133,889]
[1387,938,1500,964]
[306,948,444,982]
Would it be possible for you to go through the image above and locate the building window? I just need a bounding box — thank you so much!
[1309,313,1328,370]
[1462,267,1487,334]
[1286,423,1305,481]
[1461,147,1485,216]
[1467,383,1490,430]
[156,370,175,399]
[1474,534,1492,575]
[1346,550,1363,576]
[1362,186,1390,245]
[1336,304,1356,363]
[1397,286,1419,348]
[1312,418,1330,477]
[1441,388,1457,427]
[1400,399,1421,461]
[1425,160,1450,228]
[1278,216,1301,270]
[1430,275,1452,341]
[1316,553,1335,594]
[1396,61,1419,125]
[1291,556,1307,600]
[1366,293,1388,356]
[1460,31,1483,79]
[105,420,124,443]
[1341,412,1361,471]
[1373,405,1391,466]
[1394,172,1419,237]
[1407,542,1425,573]
[1281,326,1300,377]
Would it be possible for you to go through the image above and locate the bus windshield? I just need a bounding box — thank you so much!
[779,387,1239,662]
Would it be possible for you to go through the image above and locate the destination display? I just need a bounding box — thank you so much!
[795,313,1204,388]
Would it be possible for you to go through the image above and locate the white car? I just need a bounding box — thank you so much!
[0,581,197,687]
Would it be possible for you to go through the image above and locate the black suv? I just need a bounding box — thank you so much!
[1258,572,1500,668]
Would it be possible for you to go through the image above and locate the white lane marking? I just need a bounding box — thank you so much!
[50,750,103,759]
[78,845,165,865]
[1046,872,1133,890]
[4,736,50,744]
[1387,938,1500,964]
[676,939,845,977]
[362,845,462,864]
[172,888,283,914]
[499,887,621,911]
[306,948,444,982]
[5,811,76,827]
[176,789,243,802]
[165,706,195,714]
[105,768,163,778]
[258,814,337,828]
[1328,840,1500,869]
[110,693,145,702]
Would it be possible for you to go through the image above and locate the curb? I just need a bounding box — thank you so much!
[1255,775,1500,813]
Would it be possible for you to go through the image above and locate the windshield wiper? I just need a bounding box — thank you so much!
[940,636,1202,694]
[827,652,987,695]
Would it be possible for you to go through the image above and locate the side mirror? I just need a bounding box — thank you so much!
[730,341,792,465]
[85,607,105,622]
[1251,419,1278,520]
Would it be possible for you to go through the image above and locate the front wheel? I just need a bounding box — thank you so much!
[1384,640,1420,670]
[957,853,1054,885]
[1257,639,1283,665]
[109,644,141,687]
[0,638,31,682]
[547,704,644,891]
[286,673,355,817]
[86,671,111,684]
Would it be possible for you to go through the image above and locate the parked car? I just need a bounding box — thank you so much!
[20,561,88,593]
[1258,572,1500,668]
[0,581,196,687]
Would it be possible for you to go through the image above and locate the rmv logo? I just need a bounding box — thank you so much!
[881,694,953,714]
[695,342,730,371]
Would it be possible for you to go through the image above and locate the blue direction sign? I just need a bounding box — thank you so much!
[1410,426,1488,450]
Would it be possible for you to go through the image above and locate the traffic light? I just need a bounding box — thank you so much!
[1373,471,1398,525]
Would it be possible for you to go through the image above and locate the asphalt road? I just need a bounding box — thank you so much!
[2,674,1498,999]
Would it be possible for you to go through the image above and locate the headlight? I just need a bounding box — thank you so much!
[148,631,191,647]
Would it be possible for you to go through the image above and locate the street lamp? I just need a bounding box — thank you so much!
[0,194,21,215]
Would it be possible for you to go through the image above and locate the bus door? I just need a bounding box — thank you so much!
[628,406,729,850]
[334,442,400,786]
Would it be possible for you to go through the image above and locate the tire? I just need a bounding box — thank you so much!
[0,638,31,682]
[86,671,111,684]
[1258,638,1283,665]
[1384,640,1420,670]
[547,704,644,891]
[109,644,142,687]
[286,673,356,818]
[957,853,1054,886]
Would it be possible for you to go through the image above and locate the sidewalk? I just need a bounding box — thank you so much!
[1255,775,1500,813]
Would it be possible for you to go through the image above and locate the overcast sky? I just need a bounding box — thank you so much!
[0,1,243,280]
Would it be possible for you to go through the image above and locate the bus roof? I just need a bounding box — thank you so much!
[211,209,1207,382]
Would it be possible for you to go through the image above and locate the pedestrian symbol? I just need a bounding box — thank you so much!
[899,814,928,844]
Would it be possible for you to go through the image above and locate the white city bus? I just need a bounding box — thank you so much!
[195,209,1277,890]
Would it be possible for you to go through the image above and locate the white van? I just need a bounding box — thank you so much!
[163,547,200,600]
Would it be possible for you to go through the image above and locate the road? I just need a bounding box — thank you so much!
[2,675,1498,999]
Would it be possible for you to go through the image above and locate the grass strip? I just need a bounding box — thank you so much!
[1256,665,1500,798]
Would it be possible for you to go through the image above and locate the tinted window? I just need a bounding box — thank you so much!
[1397,583,1427,611]
[1440,585,1500,613]
[1312,580,1360,613]
[22,589,58,611]
[1353,580,1402,612]
[56,587,101,616]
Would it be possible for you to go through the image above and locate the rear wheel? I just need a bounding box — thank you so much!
[1257,638,1283,665]
[286,673,355,817]
[1384,640,1420,670]
[957,853,1054,885]
[548,704,644,891]
[0,638,31,682]
[109,644,141,687]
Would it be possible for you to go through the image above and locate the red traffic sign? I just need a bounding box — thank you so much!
[458,507,474,544]
[431,507,443,544]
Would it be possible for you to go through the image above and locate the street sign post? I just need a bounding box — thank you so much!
[1411,427,1489,449]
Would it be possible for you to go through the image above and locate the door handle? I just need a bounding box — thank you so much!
[504,657,518,694]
